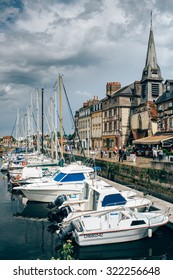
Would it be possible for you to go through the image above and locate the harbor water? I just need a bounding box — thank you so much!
[0,159,173,260]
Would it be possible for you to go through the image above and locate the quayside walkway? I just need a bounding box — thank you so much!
[72,150,153,168]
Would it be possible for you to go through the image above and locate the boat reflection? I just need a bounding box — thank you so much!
[12,196,50,220]
[72,229,169,260]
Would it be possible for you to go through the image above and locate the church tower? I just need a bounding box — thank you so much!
[140,12,163,104]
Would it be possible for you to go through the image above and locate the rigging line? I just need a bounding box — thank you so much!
[10,116,17,137]
[62,79,86,159]
[52,98,66,136]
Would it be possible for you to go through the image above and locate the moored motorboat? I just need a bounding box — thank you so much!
[48,178,152,225]
[13,163,95,202]
[57,208,170,246]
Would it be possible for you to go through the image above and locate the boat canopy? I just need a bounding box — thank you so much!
[53,172,85,182]
[102,193,127,207]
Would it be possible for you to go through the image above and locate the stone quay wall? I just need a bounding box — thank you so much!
[66,154,173,205]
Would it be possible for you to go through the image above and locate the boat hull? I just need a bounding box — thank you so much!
[73,223,167,246]
[20,185,83,203]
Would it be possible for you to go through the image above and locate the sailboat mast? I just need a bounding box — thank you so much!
[50,97,54,160]
[36,88,40,154]
[54,86,58,161]
[59,74,63,159]
[16,108,19,147]
[41,88,44,154]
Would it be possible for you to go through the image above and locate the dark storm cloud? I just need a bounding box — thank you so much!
[0,70,39,85]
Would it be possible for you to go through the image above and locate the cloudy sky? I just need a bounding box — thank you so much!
[1,0,173,137]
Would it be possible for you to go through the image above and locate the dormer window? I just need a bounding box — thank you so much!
[166,85,170,92]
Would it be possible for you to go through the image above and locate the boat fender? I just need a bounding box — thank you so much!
[15,174,21,180]
[148,228,152,238]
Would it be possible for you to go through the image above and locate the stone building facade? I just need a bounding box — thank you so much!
[74,16,173,151]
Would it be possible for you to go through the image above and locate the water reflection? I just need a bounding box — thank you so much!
[13,199,51,220]
[72,229,170,260]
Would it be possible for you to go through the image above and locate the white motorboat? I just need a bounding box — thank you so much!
[48,178,152,225]
[9,166,44,186]
[57,208,170,246]
[9,166,57,186]
[13,163,95,202]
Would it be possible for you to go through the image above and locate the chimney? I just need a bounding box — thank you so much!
[106,82,121,96]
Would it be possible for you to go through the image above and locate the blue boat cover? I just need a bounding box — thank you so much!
[102,193,127,207]
[54,172,85,182]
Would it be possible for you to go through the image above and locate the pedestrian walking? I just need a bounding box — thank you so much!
[118,147,124,162]
[152,147,157,161]
[113,146,118,160]
[157,148,163,161]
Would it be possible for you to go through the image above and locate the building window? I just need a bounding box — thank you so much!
[138,115,142,130]
[158,105,162,112]
[114,121,117,131]
[168,102,172,109]
[114,108,117,116]
[109,122,112,131]
[104,123,107,132]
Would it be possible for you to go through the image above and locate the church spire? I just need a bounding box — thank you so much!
[141,11,162,80]
[150,10,152,30]
[140,12,163,102]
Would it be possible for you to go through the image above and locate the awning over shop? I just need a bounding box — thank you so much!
[133,134,173,145]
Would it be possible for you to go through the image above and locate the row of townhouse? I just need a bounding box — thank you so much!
[74,81,140,151]
[74,17,173,151]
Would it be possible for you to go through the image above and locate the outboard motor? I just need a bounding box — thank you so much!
[48,206,71,223]
[56,223,73,241]
[47,195,67,209]
[54,195,67,207]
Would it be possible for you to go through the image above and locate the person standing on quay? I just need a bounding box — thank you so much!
[118,147,122,162]
[113,146,118,160]
[100,148,103,158]
[152,147,157,161]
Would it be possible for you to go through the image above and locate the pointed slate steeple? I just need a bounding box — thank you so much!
[141,12,163,103]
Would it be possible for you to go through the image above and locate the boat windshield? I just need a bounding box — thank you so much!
[53,172,85,182]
